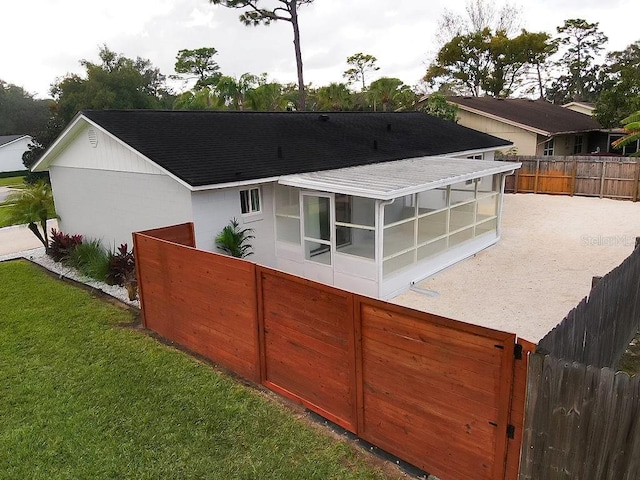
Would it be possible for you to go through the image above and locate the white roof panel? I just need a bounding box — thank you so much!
[279,156,521,200]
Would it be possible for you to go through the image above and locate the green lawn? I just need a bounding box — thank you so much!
[0,261,391,480]
[0,176,24,187]
[0,204,12,228]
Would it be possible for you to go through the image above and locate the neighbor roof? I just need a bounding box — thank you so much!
[0,134,29,147]
[449,97,602,136]
[37,110,511,188]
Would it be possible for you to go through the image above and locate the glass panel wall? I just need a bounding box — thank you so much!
[382,175,501,278]
[275,185,301,244]
[303,195,331,265]
[335,194,375,260]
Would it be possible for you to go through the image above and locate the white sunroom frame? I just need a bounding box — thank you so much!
[276,156,520,299]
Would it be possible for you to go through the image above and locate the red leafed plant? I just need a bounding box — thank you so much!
[106,243,136,287]
[48,228,83,262]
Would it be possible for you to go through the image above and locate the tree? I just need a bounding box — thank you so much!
[208,0,314,110]
[247,81,288,110]
[595,42,640,128]
[53,45,172,124]
[173,47,222,89]
[547,19,608,103]
[6,180,56,252]
[214,73,261,110]
[435,0,521,46]
[0,81,53,136]
[368,77,416,112]
[612,111,640,157]
[425,28,555,97]
[420,93,458,121]
[313,83,354,111]
[343,53,380,91]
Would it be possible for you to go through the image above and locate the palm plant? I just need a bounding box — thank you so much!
[215,218,255,258]
[6,180,56,252]
[612,111,640,157]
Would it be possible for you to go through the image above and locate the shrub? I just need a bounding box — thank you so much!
[215,218,254,258]
[106,243,136,287]
[49,229,83,262]
[67,239,110,281]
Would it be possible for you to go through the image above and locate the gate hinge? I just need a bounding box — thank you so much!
[514,343,523,360]
[507,424,516,439]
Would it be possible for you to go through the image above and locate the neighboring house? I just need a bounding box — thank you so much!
[562,101,596,116]
[32,110,518,299]
[0,134,31,172]
[448,97,617,156]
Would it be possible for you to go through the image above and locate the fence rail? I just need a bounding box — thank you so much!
[133,222,530,480]
[500,156,640,201]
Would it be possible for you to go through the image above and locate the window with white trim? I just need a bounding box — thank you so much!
[240,187,261,215]
[543,138,554,156]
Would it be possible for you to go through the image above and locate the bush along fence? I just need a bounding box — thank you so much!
[498,156,640,201]
[520,244,640,479]
[133,222,533,480]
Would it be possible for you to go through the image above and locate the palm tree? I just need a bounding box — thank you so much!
[215,218,254,258]
[6,180,57,252]
[368,77,404,112]
[612,111,640,156]
[314,83,354,111]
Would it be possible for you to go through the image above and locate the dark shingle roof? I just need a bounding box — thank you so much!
[0,135,27,147]
[82,110,511,187]
[449,97,602,134]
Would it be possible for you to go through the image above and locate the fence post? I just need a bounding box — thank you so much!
[592,276,602,289]
[571,157,578,196]
[634,161,640,202]
[534,158,540,194]
[600,161,607,199]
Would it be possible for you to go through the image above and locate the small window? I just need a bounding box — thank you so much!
[543,138,554,156]
[240,187,261,215]
[573,135,583,155]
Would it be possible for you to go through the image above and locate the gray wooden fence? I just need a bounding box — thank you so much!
[520,245,640,478]
[537,243,640,369]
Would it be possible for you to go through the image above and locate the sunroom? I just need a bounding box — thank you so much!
[275,156,520,299]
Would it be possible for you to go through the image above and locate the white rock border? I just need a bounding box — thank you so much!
[1,247,140,309]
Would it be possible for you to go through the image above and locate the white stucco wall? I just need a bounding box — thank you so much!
[191,182,277,267]
[0,136,31,172]
[49,166,193,249]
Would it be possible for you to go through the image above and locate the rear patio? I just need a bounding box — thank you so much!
[393,193,640,342]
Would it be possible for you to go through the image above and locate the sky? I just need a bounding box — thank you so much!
[1,0,638,99]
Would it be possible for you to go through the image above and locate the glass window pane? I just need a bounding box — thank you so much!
[305,240,331,265]
[418,188,447,215]
[418,210,447,243]
[383,220,415,257]
[477,175,498,194]
[275,185,299,216]
[250,188,260,212]
[383,251,414,277]
[240,190,249,214]
[350,196,375,227]
[276,216,301,244]
[450,181,475,205]
[336,226,375,259]
[417,238,447,261]
[450,202,476,231]
[335,194,352,224]
[384,194,415,225]
[304,196,330,241]
[476,218,498,236]
[477,194,498,220]
[450,227,474,247]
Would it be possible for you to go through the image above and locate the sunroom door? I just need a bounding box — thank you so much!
[302,193,333,284]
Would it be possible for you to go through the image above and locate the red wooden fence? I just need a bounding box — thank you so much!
[133,223,532,480]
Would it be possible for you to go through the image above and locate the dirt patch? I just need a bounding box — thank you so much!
[618,333,640,376]
[393,194,640,343]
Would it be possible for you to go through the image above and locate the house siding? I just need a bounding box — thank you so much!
[0,136,31,172]
[191,183,277,267]
[49,166,192,247]
[456,110,538,155]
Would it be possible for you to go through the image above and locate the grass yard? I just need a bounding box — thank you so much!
[0,261,393,480]
[0,204,12,228]
[0,176,24,187]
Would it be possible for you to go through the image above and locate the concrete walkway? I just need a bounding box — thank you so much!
[0,219,58,257]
